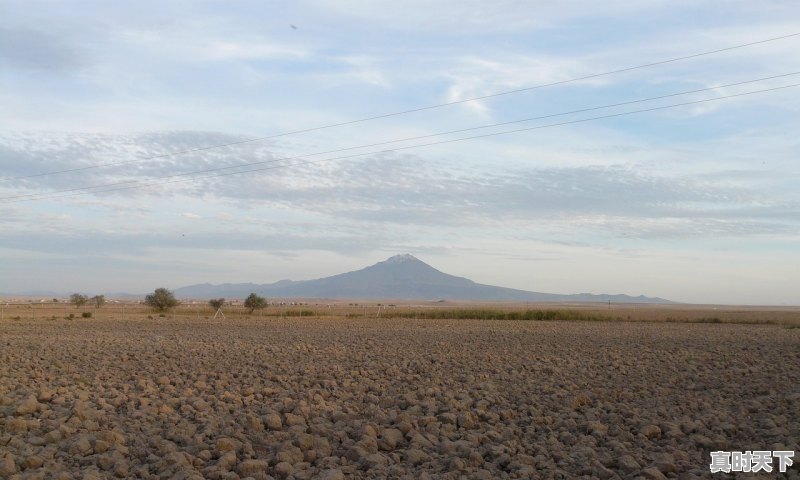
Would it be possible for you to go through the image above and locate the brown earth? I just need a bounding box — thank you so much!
[1,316,798,479]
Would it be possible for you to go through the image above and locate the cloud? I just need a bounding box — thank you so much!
[0,225,390,260]
[571,215,791,239]
[0,26,86,71]
[306,0,706,35]
[2,1,800,302]
[199,40,309,61]
[3,130,797,241]
[308,0,553,33]
[442,53,603,110]
[318,55,391,88]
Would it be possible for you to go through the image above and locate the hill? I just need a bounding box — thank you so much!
[174,254,673,303]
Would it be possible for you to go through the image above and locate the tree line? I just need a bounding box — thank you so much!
[69,293,105,309]
[68,288,269,314]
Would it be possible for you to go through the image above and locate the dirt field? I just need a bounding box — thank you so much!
[1,315,798,479]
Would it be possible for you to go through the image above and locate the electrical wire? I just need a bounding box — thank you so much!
[4,72,798,201]
[4,81,798,204]
[7,31,800,180]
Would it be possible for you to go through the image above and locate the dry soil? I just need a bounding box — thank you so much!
[1,317,798,479]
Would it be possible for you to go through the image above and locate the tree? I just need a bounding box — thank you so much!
[144,288,179,312]
[91,295,106,309]
[70,293,89,308]
[244,293,267,313]
[209,298,225,310]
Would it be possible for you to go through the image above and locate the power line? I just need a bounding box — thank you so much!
[7,31,800,181]
[4,82,798,204]
[4,72,798,201]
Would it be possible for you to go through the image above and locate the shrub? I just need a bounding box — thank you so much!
[209,298,225,310]
[81,312,92,318]
[700,317,722,323]
[244,293,267,313]
[70,293,89,307]
[144,288,179,312]
[285,310,315,317]
[90,295,105,309]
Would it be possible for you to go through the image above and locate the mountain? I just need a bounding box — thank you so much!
[174,254,673,303]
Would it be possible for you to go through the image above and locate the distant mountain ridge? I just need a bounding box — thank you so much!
[173,254,673,303]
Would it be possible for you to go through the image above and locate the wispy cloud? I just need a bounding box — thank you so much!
[2,1,800,302]
[3,131,797,241]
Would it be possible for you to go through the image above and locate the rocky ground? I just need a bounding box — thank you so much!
[1,317,798,479]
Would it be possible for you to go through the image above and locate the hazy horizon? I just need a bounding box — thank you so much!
[2,1,799,305]
[1,253,795,306]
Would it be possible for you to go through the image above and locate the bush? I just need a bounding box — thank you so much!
[244,293,267,313]
[81,312,92,318]
[145,288,179,312]
[90,295,105,309]
[209,298,225,310]
[70,293,89,307]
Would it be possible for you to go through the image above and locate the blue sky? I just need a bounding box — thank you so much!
[1,0,799,304]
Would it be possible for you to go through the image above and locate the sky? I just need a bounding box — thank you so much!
[1,0,799,305]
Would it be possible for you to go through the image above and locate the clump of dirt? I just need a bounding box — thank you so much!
[1,317,797,479]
